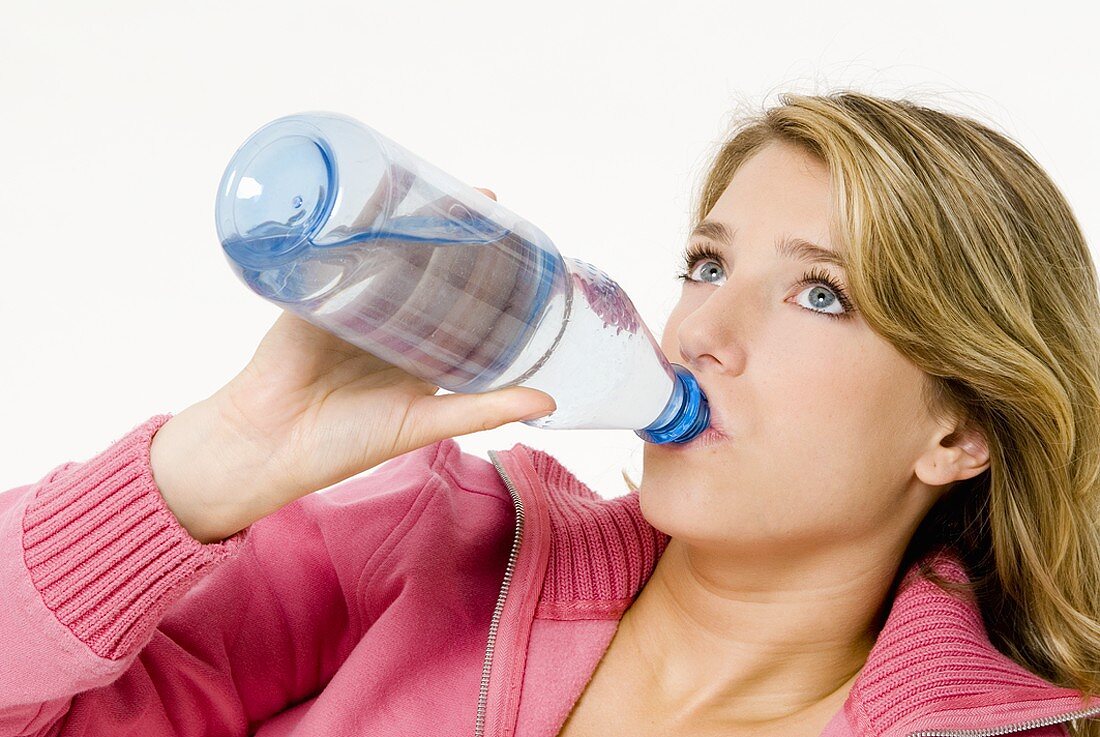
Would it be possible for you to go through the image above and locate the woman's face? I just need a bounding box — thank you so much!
[641,140,959,556]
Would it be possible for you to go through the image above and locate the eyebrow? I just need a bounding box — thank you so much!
[690,219,848,271]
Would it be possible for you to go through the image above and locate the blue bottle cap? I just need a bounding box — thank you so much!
[635,364,710,444]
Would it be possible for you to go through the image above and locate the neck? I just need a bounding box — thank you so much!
[621,536,903,728]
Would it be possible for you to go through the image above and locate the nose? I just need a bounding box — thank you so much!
[675,285,748,376]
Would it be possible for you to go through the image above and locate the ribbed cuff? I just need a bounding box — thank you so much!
[21,413,251,660]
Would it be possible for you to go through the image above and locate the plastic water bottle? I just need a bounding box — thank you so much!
[214,111,709,444]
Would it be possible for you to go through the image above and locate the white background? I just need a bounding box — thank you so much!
[2,1,1096,498]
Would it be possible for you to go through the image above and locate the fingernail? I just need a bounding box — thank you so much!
[520,406,555,421]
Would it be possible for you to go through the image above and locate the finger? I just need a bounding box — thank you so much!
[474,187,497,201]
[404,386,556,447]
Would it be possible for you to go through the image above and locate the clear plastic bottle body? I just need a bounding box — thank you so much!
[215,111,709,443]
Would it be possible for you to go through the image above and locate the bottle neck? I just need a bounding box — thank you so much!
[635,364,710,444]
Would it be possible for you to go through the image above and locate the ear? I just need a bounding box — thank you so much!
[914,421,991,488]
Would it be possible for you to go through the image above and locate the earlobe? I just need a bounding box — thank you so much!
[915,450,963,488]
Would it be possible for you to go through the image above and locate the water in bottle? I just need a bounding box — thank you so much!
[215,111,709,444]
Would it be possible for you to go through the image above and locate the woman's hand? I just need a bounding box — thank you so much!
[150,188,555,543]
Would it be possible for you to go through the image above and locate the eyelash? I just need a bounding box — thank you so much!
[675,243,857,321]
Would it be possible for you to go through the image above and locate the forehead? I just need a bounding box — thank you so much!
[703,142,841,261]
[718,141,831,209]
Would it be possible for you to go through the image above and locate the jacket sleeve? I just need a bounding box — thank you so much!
[0,413,430,737]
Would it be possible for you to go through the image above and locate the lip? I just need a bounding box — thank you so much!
[675,424,730,449]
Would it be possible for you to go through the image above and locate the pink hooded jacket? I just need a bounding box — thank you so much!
[1,413,1098,737]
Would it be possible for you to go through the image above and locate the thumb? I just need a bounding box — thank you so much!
[412,386,557,443]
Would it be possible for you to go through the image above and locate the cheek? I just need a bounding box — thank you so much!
[759,357,920,499]
[747,338,888,471]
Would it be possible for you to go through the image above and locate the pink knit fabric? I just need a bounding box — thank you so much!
[525,448,669,620]
[20,415,249,660]
[0,413,1095,737]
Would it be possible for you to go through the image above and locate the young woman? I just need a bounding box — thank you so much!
[3,91,1098,737]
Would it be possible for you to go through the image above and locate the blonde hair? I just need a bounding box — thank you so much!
[636,90,1100,732]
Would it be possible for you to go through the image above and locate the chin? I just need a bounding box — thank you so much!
[634,474,708,539]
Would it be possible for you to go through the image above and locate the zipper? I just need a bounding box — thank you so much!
[474,450,526,737]
[907,703,1100,736]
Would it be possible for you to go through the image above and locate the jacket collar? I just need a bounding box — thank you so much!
[848,548,1100,737]
[494,442,1100,737]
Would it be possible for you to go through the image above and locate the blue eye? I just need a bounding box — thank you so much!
[676,244,857,320]
[675,244,728,286]
[682,258,726,283]
[796,280,844,321]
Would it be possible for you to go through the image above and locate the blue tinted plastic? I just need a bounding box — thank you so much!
[216,111,710,443]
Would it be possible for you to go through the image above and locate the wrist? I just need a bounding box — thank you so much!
[149,400,274,543]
